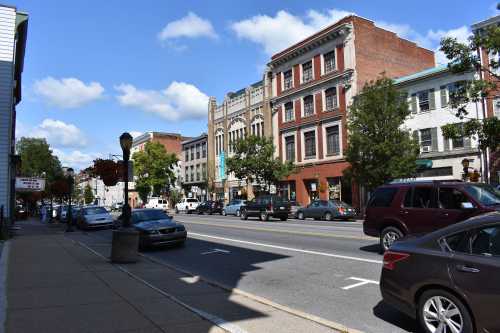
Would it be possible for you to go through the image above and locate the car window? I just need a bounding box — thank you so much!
[369,188,398,207]
[463,184,500,207]
[320,201,329,207]
[471,226,500,257]
[132,210,169,223]
[403,188,412,207]
[411,186,433,209]
[439,187,470,210]
[443,231,469,253]
[311,201,320,207]
[84,207,108,215]
[187,199,198,203]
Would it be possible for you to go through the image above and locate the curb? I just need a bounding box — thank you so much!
[0,241,10,333]
[139,252,364,333]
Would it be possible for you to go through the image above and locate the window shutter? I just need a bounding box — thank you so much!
[443,137,450,151]
[411,94,417,114]
[431,127,438,151]
[412,130,419,143]
[428,89,436,110]
[464,136,471,149]
[440,85,448,107]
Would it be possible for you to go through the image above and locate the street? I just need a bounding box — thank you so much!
[84,214,417,333]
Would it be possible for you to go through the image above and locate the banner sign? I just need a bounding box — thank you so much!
[219,152,226,180]
[15,177,45,192]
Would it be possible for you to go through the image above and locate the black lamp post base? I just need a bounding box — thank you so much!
[110,229,139,263]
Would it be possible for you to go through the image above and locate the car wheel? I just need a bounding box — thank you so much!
[209,210,213,215]
[260,211,269,221]
[324,212,333,221]
[418,289,472,333]
[236,209,241,217]
[222,210,227,216]
[280,216,287,221]
[298,212,305,220]
[380,226,404,252]
[240,210,248,220]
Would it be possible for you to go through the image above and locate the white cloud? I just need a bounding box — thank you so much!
[33,77,104,109]
[231,9,354,55]
[158,12,218,41]
[115,82,209,121]
[52,149,101,171]
[31,119,87,148]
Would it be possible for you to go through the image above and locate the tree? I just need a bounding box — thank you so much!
[439,29,500,153]
[226,135,295,191]
[16,137,62,183]
[83,184,94,204]
[135,179,150,205]
[132,142,178,200]
[344,77,420,191]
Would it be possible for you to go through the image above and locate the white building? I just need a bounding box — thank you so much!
[76,176,126,208]
[0,5,27,221]
[395,65,485,180]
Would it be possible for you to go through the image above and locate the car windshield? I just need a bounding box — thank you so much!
[332,200,352,208]
[84,207,108,215]
[132,210,169,223]
[463,184,500,206]
[187,199,198,203]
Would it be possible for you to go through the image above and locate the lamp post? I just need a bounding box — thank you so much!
[111,132,139,263]
[65,168,74,232]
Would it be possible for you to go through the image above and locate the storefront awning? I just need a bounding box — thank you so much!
[416,159,433,170]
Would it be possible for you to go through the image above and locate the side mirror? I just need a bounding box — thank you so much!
[461,202,475,209]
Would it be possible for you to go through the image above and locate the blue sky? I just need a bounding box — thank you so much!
[12,0,497,169]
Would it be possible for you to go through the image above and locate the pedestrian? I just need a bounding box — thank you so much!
[41,205,47,223]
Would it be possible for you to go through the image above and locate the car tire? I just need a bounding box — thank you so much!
[260,211,269,221]
[380,226,404,252]
[222,210,227,216]
[298,212,305,220]
[324,212,333,221]
[280,216,287,221]
[209,210,213,215]
[236,209,241,217]
[418,289,473,333]
[240,210,248,220]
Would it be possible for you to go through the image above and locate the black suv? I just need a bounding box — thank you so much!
[196,200,223,215]
[240,195,290,221]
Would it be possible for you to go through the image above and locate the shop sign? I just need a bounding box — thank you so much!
[15,177,45,192]
[310,183,317,191]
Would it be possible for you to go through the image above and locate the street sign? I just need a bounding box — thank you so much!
[15,177,45,192]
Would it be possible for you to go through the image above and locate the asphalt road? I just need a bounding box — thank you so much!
[87,213,418,333]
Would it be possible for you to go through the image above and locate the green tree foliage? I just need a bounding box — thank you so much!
[83,184,94,204]
[135,179,151,205]
[344,77,419,191]
[440,27,500,151]
[132,142,178,199]
[226,135,295,189]
[16,137,62,182]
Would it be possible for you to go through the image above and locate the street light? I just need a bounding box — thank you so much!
[120,132,133,228]
[65,167,74,232]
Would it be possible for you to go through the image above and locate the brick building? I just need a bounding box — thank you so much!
[267,15,435,208]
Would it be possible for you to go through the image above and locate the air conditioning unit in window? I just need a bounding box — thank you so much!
[421,146,431,153]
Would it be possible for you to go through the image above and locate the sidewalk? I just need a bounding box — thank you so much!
[1,219,351,333]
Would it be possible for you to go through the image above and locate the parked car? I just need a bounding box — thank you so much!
[196,200,223,215]
[111,202,123,211]
[364,180,500,252]
[61,206,80,224]
[380,212,500,333]
[145,197,169,211]
[288,201,301,219]
[296,200,356,221]
[222,199,247,217]
[240,195,290,221]
[175,198,200,214]
[77,206,114,230]
[58,205,69,222]
[115,209,186,249]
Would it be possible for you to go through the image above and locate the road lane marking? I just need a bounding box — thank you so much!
[341,277,379,290]
[201,248,230,255]
[188,232,382,264]
[176,214,363,226]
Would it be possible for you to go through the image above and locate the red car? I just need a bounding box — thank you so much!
[363,180,500,252]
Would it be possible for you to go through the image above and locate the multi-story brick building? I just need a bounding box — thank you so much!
[267,15,435,208]
[181,133,208,201]
[207,81,271,201]
[471,15,500,184]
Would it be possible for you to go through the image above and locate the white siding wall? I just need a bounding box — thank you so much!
[0,6,16,218]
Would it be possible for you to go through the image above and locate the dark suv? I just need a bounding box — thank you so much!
[196,200,223,215]
[363,180,500,251]
[240,195,290,221]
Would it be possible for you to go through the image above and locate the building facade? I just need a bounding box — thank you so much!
[207,81,271,202]
[395,66,484,180]
[471,15,500,184]
[0,5,27,221]
[267,15,435,208]
[181,134,208,200]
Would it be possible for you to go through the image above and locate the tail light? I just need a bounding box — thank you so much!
[383,251,410,270]
[267,203,272,211]
[338,207,345,214]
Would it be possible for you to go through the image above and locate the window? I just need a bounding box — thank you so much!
[202,142,207,158]
[471,226,500,256]
[196,144,200,159]
[304,131,316,159]
[439,187,469,210]
[324,51,336,74]
[411,187,433,208]
[443,232,469,253]
[190,165,194,182]
[284,102,294,122]
[451,124,465,149]
[369,188,398,207]
[190,147,194,160]
[403,188,413,207]
[196,164,200,181]
[303,95,314,117]
[285,136,295,162]
[202,163,207,180]
[416,167,453,178]
[256,123,260,137]
[420,129,432,148]
[185,149,189,162]
[326,125,340,156]
[302,61,313,83]
[418,91,429,111]
[325,87,338,111]
[284,70,293,90]
[185,167,189,182]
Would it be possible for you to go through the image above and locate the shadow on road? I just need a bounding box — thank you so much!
[373,301,419,333]
[359,243,381,254]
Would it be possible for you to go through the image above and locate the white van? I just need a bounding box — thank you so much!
[145,198,169,211]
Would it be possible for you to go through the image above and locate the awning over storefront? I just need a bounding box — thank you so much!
[416,159,433,170]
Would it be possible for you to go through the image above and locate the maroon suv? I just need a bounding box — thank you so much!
[363,180,500,252]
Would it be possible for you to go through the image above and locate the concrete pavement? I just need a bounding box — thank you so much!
[2,219,352,333]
